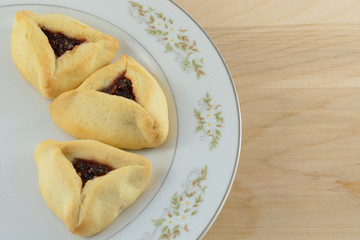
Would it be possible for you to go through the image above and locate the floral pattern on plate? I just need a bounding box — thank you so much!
[194,92,223,150]
[141,165,208,240]
[128,1,206,79]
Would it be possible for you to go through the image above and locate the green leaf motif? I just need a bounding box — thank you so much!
[152,218,166,227]
[193,109,201,117]
[129,1,141,8]
[155,12,163,18]
[164,43,173,53]
[196,71,200,79]
[195,194,203,203]
[215,129,222,137]
[191,210,198,216]
[195,125,203,132]
[161,225,168,233]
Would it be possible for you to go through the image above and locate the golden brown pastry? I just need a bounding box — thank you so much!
[49,55,169,149]
[34,139,152,236]
[11,10,119,99]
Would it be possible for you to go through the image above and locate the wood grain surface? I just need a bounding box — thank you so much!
[173,0,360,239]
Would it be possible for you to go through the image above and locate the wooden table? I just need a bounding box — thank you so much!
[173,0,360,239]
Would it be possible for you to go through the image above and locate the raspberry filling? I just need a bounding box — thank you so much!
[99,75,136,101]
[41,28,85,57]
[73,158,114,187]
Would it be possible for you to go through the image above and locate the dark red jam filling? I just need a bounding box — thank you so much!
[41,28,85,57]
[73,158,114,187]
[100,75,136,101]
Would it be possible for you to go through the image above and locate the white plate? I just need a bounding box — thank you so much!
[0,1,241,239]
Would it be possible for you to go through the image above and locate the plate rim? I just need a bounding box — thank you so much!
[167,1,242,238]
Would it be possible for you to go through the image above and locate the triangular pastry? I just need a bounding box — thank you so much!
[34,139,152,236]
[11,10,119,99]
[49,55,169,149]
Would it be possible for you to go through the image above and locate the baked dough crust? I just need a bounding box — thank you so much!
[49,55,169,149]
[11,10,119,99]
[34,139,152,237]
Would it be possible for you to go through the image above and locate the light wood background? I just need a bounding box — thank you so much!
[173,0,360,239]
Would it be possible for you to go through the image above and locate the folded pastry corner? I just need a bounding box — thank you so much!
[34,139,152,236]
[49,55,169,149]
[11,10,119,99]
